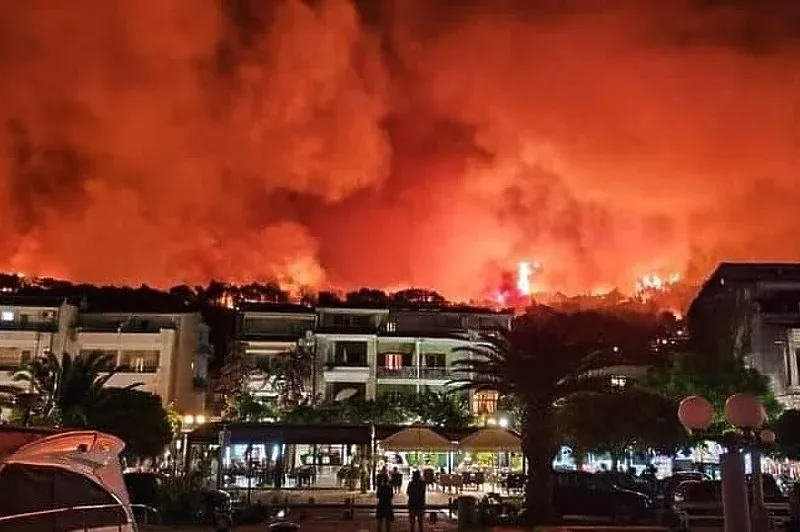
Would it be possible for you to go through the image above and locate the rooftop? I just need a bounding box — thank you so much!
[239,303,316,314]
[0,295,66,308]
[694,262,800,302]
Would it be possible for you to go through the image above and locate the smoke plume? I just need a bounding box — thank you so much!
[2,0,800,298]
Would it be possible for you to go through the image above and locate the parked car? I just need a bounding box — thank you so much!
[672,477,791,530]
[552,470,652,523]
[0,426,136,530]
[656,471,708,508]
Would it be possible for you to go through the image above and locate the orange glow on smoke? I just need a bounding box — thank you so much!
[1,2,798,299]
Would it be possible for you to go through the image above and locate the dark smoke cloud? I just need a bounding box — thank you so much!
[1,0,800,298]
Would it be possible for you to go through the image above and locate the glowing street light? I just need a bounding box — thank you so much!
[678,393,774,532]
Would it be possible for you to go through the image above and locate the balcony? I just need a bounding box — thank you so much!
[0,321,57,333]
[376,367,450,380]
[421,367,449,380]
[377,367,417,379]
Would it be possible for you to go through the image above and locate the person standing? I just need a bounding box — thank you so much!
[406,470,427,532]
[391,466,403,494]
[376,473,394,532]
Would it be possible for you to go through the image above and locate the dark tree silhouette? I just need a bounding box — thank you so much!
[450,307,666,525]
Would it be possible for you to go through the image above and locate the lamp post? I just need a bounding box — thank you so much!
[678,394,774,532]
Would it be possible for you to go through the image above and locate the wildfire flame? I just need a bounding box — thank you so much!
[635,273,681,294]
[517,261,532,295]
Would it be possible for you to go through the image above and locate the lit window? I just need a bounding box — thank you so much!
[385,354,402,370]
[1,311,14,322]
[473,391,499,414]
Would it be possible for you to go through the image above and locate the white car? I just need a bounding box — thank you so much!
[0,426,137,531]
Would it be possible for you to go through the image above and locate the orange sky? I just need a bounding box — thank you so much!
[1,0,800,299]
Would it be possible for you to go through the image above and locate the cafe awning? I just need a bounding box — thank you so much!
[380,426,455,451]
[458,428,521,452]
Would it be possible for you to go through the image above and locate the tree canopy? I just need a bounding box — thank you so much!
[450,306,670,525]
[559,390,689,460]
[13,351,137,427]
[643,352,782,430]
[87,388,173,459]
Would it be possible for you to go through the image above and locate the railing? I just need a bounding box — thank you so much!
[325,360,369,369]
[376,367,450,379]
[0,321,57,332]
[421,367,449,379]
[675,500,790,531]
[0,503,129,530]
[116,364,158,374]
[377,367,417,379]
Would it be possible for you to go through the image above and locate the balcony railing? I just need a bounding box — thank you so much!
[0,321,57,333]
[376,367,451,379]
[377,366,417,379]
[326,360,369,369]
[421,367,449,380]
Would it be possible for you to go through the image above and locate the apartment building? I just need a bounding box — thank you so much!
[0,296,77,393]
[70,310,212,414]
[237,303,513,413]
[322,307,511,411]
[0,293,211,416]
[238,304,317,399]
[689,262,800,408]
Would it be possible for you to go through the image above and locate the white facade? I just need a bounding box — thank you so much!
[237,304,513,412]
[70,312,211,414]
[0,298,77,394]
[238,307,316,398]
[0,299,211,417]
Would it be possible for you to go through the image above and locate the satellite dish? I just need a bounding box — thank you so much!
[334,388,358,402]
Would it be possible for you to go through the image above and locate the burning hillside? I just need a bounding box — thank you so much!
[2,1,800,298]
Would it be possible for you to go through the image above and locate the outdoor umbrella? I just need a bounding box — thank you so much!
[380,426,455,451]
[457,428,521,452]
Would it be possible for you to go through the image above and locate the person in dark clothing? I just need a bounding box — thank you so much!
[376,473,394,532]
[406,470,426,532]
[391,466,403,494]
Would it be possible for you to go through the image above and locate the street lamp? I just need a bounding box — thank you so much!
[678,394,774,532]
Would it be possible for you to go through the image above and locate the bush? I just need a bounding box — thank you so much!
[154,472,206,524]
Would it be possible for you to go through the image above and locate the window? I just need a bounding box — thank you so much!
[332,342,368,366]
[473,391,499,414]
[0,347,21,370]
[0,311,13,321]
[424,354,446,367]
[384,354,403,370]
[119,350,159,372]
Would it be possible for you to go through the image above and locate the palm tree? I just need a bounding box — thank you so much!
[450,306,665,525]
[14,351,137,427]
